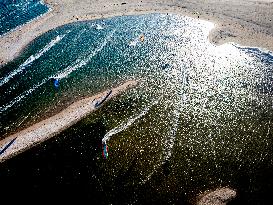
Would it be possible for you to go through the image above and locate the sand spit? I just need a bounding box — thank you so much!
[0,0,273,67]
[0,80,138,162]
[197,187,237,205]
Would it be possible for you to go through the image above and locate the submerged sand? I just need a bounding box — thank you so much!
[0,80,137,162]
[0,0,273,66]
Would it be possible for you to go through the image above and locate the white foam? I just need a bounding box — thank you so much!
[54,31,115,79]
[140,103,180,185]
[0,34,65,86]
[0,79,47,113]
[129,38,139,47]
[96,24,104,30]
[0,31,115,113]
[102,100,158,143]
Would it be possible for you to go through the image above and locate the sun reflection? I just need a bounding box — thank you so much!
[1,14,273,202]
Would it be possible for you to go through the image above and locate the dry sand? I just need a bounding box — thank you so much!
[0,0,272,67]
[0,80,137,163]
[197,187,237,205]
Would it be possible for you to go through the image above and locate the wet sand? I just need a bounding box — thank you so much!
[0,0,272,67]
[0,80,137,162]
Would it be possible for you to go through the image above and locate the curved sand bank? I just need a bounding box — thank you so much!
[0,0,273,66]
[197,187,236,205]
[0,80,137,162]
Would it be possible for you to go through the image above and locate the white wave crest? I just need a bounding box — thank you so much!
[0,34,65,86]
[102,101,158,144]
[0,31,115,113]
[0,79,47,113]
[54,31,115,79]
[96,24,104,30]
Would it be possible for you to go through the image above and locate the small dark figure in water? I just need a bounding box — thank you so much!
[161,63,171,70]
[162,160,172,176]
[102,142,108,159]
[51,78,60,90]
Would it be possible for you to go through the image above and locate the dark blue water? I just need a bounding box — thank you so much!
[0,0,49,36]
[1,14,273,204]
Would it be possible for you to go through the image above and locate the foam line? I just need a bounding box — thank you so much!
[54,30,115,79]
[102,100,158,143]
[0,31,115,113]
[96,24,104,30]
[0,34,65,86]
[0,79,47,113]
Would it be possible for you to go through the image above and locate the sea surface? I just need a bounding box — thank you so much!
[0,0,49,36]
[1,14,273,204]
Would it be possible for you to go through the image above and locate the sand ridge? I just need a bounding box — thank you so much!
[0,80,138,163]
[0,0,273,67]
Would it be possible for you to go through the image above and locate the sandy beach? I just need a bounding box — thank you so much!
[0,80,137,162]
[0,0,273,66]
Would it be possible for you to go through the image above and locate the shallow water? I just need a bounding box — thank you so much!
[0,0,49,36]
[1,14,273,204]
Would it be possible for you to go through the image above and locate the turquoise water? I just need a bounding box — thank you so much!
[0,0,49,36]
[1,14,273,203]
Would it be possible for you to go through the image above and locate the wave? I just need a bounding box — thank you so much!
[0,79,47,113]
[54,30,115,79]
[129,40,138,47]
[96,24,104,30]
[0,31,115,113]
[129,37,139,47]
[140,103,180,185]
[0,34,65,86]
[102,100,158,144]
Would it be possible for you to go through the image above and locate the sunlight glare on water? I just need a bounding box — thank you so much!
[0,13,273,204]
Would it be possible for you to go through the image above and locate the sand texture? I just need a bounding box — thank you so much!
[0,0,272,67]
[0,80,137,162]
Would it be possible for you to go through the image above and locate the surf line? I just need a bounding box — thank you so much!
[0,80,137,162]
[0,138,17,155]
[102,100,158,144]
[0,30,115,113]
[0,34,65,87]
[0,79,47,113]
[53,29,115,79]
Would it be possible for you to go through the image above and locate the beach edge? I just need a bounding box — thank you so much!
[0,0,273,67]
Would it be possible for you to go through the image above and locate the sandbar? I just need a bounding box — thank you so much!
[0,0,272,67]
[0,80,137,162]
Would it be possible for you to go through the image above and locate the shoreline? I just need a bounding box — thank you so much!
[0,80,138,162]
[0,0,273,67]
[0,0,53,39]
